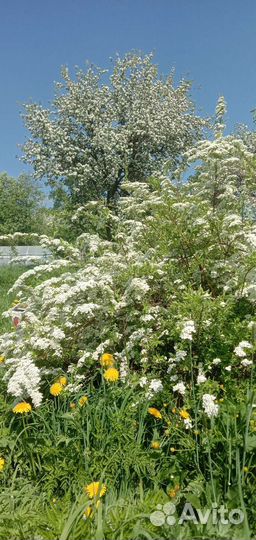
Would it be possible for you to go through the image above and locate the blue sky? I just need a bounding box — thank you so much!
[1,0,256,177]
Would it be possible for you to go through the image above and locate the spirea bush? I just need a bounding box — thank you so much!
[0,112,255,410]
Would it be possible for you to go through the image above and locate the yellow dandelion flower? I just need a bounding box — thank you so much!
[70,402,76,410]
[151,440,161,449]
[148,407,162,419]
[100,353,115,367]
[0,355,5,364]
[103,367,119,382]
[50,383,63,397]
[179,409,190,420]
[83,506,93,520]
[79,395,88,407]
[13,402,32,414]
[172,407,177,414]
[0,457,5,471]
[58,376,68,387]
[84,481,107,499]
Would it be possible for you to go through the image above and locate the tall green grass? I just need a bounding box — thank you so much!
[0,265,25,333]
[0,378,255,539]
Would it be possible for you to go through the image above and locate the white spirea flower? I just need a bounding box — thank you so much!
[141,314,155,323]
[212,358,221,365]
[225,365,232,372]
[148,379,163,393]
[239,340,253,349]
[66,383,83,394]
[7,355,42,407]
[234,345,246,357]
[173,381,186,396]
[51,328,65,341]
[180,320,196,341]
[145,378,163,398]
[125,278,150,301]
[202,394,219,418]
[174,348,187,361]
[184,418,192,429]
[234,341,252,358]
[120,357,129,381]
[197,371,207,384]
[241,359,253,367]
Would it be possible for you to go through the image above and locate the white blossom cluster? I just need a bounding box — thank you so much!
[180,320,196,341]
[234,341,252,358]
[197,370,207,385]
[183,418,192,430]
[241,359,253,367]
[202,394,219,418]
[173,381,186,396]
[145,379,163,398]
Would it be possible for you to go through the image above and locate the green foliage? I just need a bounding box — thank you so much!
[0,173,44,235]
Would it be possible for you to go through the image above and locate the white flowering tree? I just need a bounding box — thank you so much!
[21,52,205,207]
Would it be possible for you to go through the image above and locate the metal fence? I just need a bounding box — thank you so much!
[0,246,51,265]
